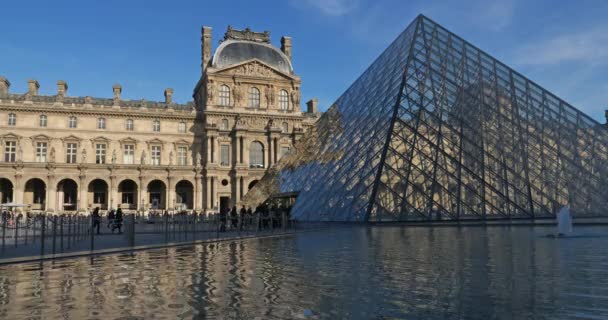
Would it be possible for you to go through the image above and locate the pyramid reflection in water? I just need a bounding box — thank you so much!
[244,15,608,222]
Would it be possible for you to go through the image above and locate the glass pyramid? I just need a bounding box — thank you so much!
[244,15,608,222]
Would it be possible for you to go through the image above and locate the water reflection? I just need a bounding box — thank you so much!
[0,226,607,319]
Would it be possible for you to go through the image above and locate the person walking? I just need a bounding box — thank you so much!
[230,206,238,229]
[112,208,123,234]
[107,209,115,229]
[92,207,101,235]
[239,205,246,230]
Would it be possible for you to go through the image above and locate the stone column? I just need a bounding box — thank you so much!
[194,175,202,211]
[46,175,56,213]
[235,135,241,165]
[139,176,146,211]
[79,175,88,211]
[206,136,212,163]
[109,175,118,210]
[205,176,211,210]
[167,176,174,211]
[267,136,273,167]
[13,175,23,207]
[235,175,241,206]
[274,137,278,164]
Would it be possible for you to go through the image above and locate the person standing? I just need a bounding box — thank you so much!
[112,208,123,234]
[230,206,238,229]
[92,207,101,235]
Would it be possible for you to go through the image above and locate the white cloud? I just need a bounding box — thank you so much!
[481,0,515,31]
[302,0,358,16]
[515,26,608,65]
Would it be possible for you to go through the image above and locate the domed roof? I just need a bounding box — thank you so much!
[212,40,293,74]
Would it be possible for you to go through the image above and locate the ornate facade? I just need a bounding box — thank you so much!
[0,26,320,214]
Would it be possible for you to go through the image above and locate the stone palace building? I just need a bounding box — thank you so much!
[0,26,320,214]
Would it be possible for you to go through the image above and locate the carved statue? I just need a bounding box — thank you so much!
[140,150,146,165]
[169,150,174,165]
[233,85,242,105]
[17,145,23,162]
[49,147,56,163]
[111,149,117,164]
[207,81,215,102]
[196,153,202,168]
[265,86,275,105]
[81,148,87,163]
[291,88,301,107]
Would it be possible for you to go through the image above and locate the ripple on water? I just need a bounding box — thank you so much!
[0,226,608,319]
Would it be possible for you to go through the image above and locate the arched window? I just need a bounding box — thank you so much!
[7,113,16,126]
[68,116,77,128]
[39,115,47,127]
[282,122,288,133]
[218,85,230,106]
[125,119,134,131]
[249,87,260,108]
[278,90,289,110]
[97,117,106,129]
[249,141,264,168]
[221,119,229,130]
[178,121,186,133]
[152,120,160,132]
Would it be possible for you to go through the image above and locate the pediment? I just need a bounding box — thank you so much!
[173,139,190,146]
[31,134,52,141]
[119,137,139,144]
[61,135,81,142]
[212,59,296,80]
[1,132,21,140]
[146,138,164,146]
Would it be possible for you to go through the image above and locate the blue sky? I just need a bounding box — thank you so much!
[1,0,607,122]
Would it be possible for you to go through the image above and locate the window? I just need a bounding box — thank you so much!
[95,144,106,164]
[68,116,77,128]
[249,87,260,108]
[97,118,106,129]
[282,122,288,133]
[93,191,105,205]
[278,90,289,110]
[36,142,47,162]
[7,113,16,126]
[66,143,77,163]
[177,146,187,166]
[126,119,134,131]
[220,144,230,166]
[249,141,264,168]
[123,144,134,164]
[221,119,229,130]
[218,85,230,106]
[178,121,186,133]
[151,146,161,165]
[39,115,47,127]
[4,141,16,162]
[152,120,160,132]
[280,146,291,158]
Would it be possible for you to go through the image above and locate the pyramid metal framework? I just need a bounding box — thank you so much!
[247,15,608,222]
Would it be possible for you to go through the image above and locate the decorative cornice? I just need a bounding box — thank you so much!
[222,26,270,43]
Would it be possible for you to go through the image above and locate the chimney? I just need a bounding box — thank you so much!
[306,98,318,114]
[201,26,213,74]
[0,77,9,95]
[281,36,292,61]
[27,79,40,96]
[112,84,122,104]
[164,88,174,104]
[57,80,68,97]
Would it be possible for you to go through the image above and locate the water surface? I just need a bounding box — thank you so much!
[0,226,607,319]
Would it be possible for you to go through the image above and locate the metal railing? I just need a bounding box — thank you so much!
[0,210,310,260]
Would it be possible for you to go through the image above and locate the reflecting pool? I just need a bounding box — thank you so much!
[0,226,607,319]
